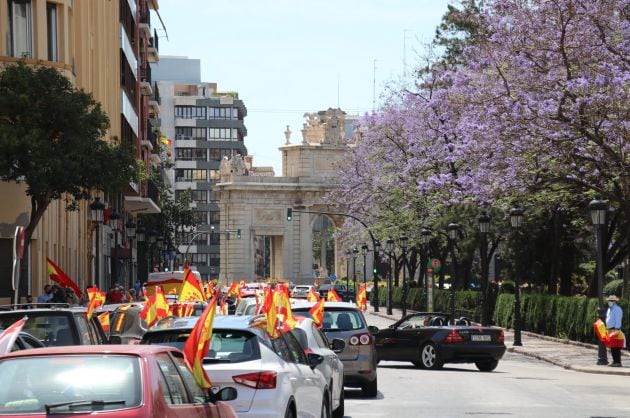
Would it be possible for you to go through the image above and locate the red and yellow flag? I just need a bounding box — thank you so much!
[46,258,83,298]
[178,269,204,302]
[594,319,627,348]
[86,287,106,321]
[227,281,242,300]
[265,290,280,338]
[309,298,325,327]
[307,288,319,302]
[183,292,220,389]
[140,286,169,327]
[97,311,110,332]
[356,284,367,311]
[275,287,297,333]
[327,288,342,302]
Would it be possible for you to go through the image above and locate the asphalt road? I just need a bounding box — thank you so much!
[341,311,630,418]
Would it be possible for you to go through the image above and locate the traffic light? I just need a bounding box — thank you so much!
[287,208,293,221]
[373,267,378,274]
[237,229,241,239]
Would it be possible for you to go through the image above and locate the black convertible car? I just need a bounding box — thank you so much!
[373,312,506,371]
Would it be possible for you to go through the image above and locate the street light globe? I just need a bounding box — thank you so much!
[89,197,105,223]
[509,206,524,229]
[386,238,394,253]
[447,223,459,240]
[420,228,431,245]
[588,198,608,226]
[478,211,491,234]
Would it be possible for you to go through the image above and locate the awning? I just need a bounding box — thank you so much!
[124,196,161,214]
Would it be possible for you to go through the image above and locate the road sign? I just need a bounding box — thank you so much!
[329,274,337,282]
[427,258,441,273]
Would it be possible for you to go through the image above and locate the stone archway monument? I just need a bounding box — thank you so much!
[214,108,353,285]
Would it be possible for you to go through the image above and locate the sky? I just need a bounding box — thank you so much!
[155,0,453,175]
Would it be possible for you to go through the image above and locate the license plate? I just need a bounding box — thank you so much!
[471,334,491,342]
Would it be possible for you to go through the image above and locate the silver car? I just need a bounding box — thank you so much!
[292,301,378,398]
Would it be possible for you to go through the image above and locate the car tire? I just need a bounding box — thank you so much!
[475,359,499,372]
[362,377,378,398]
[333,386,344,418]
[420,342,443,370]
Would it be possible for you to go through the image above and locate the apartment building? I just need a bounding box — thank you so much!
[153,56,248,280]
[0,0,162,302]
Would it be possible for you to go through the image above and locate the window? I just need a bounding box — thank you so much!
[181,232,207,245]
[208,107,239,120]
[208,128,238,140]
[170,352,207,403]
[209,253,219,266]
[209,170,221,181]
[195,211,207,223]
[8,0,32,58]
[190,253,207,266]
[312,324,330,349]
[175,105,206,119]
[175,169,207,182]
[283,331,309,364]
[46,3,58,61]
[176,148,206,161]
[190,190,207,203]
[156,353,188,405]
[209,211,220,224]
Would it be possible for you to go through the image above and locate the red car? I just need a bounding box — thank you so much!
[0,345,237,417]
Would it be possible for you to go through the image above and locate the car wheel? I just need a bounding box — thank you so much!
[362,377,378,398]
[333,386,345,418]
[420,342,443,370]
[475,359,499,372]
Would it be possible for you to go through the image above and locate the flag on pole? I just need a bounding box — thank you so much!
[46,258,83,298]
[140,286,169,327]
[86,287,106,321]
[356,284,367,311]
[327,288,342,302]
[97,311,110,332]
[182,292,220,389]
[178,269,204,302]
[307,288,319,302]
[309,298,325,327]
[0,316,27,354]
[227,281,242,300]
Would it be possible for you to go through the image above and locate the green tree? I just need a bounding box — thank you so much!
[0,62,138,258]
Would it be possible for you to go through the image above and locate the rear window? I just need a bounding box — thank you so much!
[0,313,73,346]
[292,308,365,331]
[144,329,260,363]
[0,354,141,414]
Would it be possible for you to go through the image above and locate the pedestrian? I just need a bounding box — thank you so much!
[24,294,35,309]
[37,284,54,303]
[606,294,623,367]
[51,286,67,304]
[134,279,142,298]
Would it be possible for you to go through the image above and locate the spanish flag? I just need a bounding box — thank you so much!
[140,286,169,327]
[86,287,106,320]
[178,269,204,302]
[594,319,626,348]
[46,258,83,298]
[307,288,319,302]
[275,287,297,333]
[327,288,342,302]
[309,298,325,327]
[265,290,280,338]
[356,284,367,311]
[227,281,242,300]
[97,311,110,332]
[183,292,220,389]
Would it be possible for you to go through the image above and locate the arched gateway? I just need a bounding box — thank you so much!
[214,108,355,285]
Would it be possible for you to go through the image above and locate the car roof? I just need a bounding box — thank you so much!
[0,344,178,359]
[292,301,358,310]
[149,314,258,332]
[0,305,88,314]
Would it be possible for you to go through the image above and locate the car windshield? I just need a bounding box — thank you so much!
[0,355,141,414]
[0,313,72,346]
[144,329,260,363]
[293,308,364,331]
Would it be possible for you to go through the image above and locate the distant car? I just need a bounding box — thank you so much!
[317,284,355,302]
[0,304,110,346]
[294,318,346,418]
[372,312,506,371]
[292,301,378,398]
[0,329,46,353]
[0,344,238,417]
[142,315,331,417]
[291,285,315,299]
[99,303,148,344]
[234,297,259,316]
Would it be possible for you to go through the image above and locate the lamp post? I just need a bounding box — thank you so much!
[447,223,459,323]
[386,238,394,315]
[478,211,491,326]
[421,228,431,311]
[588,198,608,364]
[125,219,136,290]
[89,197,105,289]
[399,236,409,317]
[510,206,524,347]
[373,240,381,312]
[352,247,359,294]
[361,243,368,285]
[109,210,121,289]
[346,250,352,291]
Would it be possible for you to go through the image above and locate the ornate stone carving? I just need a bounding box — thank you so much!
[254,208,283,225]
[284,125,292,145]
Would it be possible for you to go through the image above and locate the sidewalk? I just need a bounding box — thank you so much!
[366,306,630,376]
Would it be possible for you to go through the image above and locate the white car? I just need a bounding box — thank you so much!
[294,318,346,418]
[291,285,315,299]
[141,315,332,418]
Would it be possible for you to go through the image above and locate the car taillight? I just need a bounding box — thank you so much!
[349,333,372,346]
[233,371,277,389]
[497,330,505,344]
[444,329,465,343]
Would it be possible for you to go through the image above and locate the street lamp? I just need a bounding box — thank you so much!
[421,228,432,311]
[109,210,121,289]
[478,211,491,325]
[447,222,459,323]
[373,240,381,312]
[125,219,136,290]
[588,197,608,364]
[89,197,105,288]
[352,247,359,293]
[361,243,368,285]
[399,236,409,317]
[386,238,394,315]
[509,206,524,346]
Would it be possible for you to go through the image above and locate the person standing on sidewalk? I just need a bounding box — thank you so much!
[606,295,623,367]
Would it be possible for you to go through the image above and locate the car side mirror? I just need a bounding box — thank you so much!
[307,352,324,369]
[109,335,122,344]
[208,386,238,403]
[368,325,379,335]
[330,338,346,353]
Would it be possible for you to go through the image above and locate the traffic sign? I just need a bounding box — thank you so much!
[329,274,337,282]
[427,258,441,273]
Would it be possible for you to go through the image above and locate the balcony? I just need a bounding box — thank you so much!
[147,46,159,63]
[141,139,154,151]
[140,81,153,96]
[139,23,151,39]
[148,100,160,117]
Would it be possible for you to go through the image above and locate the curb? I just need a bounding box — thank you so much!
[519,330,630,358]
